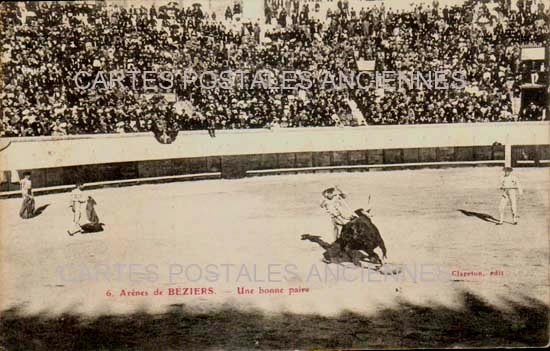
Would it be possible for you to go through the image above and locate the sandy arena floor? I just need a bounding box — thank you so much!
[1,167,548,321]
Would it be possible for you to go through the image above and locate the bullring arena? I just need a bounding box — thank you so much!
[1,124,549,349]
[1,166,549,316]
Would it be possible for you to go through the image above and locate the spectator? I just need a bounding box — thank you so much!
[0,0,548,138]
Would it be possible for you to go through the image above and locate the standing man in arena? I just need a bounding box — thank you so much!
[498,167,523,225]
[68,182,87,236]
[19,172,35,219]
[320,186,357,240]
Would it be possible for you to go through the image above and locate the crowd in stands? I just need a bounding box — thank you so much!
[0,0,548,137]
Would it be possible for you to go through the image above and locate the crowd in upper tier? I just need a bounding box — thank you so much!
[0,0,548,137]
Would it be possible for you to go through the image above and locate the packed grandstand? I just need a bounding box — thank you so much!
[0,0,548,137]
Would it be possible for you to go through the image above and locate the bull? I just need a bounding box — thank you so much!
[302,209,387,267]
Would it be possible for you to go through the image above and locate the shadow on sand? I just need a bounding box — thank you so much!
[80,223,105,234]
[29,204,50,218]
[0,291,547,350]
[458,209,500,224]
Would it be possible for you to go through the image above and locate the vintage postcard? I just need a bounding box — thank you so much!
[0,0,549,350]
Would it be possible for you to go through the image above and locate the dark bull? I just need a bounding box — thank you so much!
[302,209,387,266]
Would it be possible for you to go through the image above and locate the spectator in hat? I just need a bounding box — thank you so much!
[225,6,232,21]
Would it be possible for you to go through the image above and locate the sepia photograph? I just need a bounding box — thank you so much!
[0,0,549,349]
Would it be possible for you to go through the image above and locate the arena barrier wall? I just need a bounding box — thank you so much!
[1,122,549,194]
